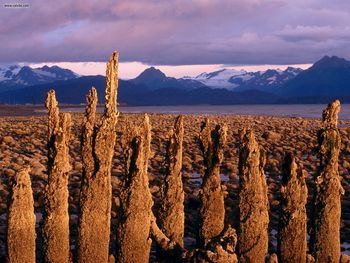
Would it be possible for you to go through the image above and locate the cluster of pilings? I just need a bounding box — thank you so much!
[4,51,349,263]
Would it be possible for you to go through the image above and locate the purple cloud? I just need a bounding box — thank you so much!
[0,0,350,65]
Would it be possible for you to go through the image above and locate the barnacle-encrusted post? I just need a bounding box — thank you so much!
[116,115,154,263]
[6,168,36,263]
[198,119,227,245]
[311,100,344,262]
[77,51,119,263]
[278,153,308,263]
[42,90,71,263]
[238,129,269,262]
[158,115,185,246]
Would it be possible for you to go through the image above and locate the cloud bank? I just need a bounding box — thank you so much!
[1,0,350,65]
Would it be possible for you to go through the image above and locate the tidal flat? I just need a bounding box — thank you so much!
[0,112,349,258]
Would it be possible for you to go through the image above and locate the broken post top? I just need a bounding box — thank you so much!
[281,152,297,183]
[322,99,340,128]
[199,118,227,163]
[142,113,151,159]
[105,51,118,116]
[174,115,184,138]
[199,118,211,155]
[241,129,258,153]
[239,129,266,174]
[85,87,98,118]
[45,90,58,111]
[12,167,31,189]
[45,89,59,138]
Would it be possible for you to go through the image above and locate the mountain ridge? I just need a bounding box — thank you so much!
[183,67,302,91]
[280,55,350,97]
[1,55,350,105]
[0,64,78,90]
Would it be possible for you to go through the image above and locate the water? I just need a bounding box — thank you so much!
[61,104,350,120]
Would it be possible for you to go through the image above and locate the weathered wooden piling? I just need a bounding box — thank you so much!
[116,115,154,263]
[311,100,344,262]
[238,129,269,262]
[198,119,227,245]
[77,51,119,263]
[158,115,185,246]
[42,90,71,263]
[278,152,308,263]
[6,168,36,263]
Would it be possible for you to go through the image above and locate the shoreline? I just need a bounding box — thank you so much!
[2,104,350,121]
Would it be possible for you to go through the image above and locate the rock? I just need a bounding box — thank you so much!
[73,162,83,172]
[306,254,315,263]
[31,162,46,178]
[262,131,281,142]
[340,254,350,263]
[267,253,278,263]
[2,136,16,146]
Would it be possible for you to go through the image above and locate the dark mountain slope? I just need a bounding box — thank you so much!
[0,75,279,105]
[281,56,350,97]
[130,67,205,90]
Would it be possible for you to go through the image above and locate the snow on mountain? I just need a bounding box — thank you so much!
[0,64,21,82]
[191,69,248,90]
[183,67,303,91]
[0,64,79,90]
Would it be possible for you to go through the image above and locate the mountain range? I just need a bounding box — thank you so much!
[0,55,350,105]
[185,67,302,91]
[0,64,78,90]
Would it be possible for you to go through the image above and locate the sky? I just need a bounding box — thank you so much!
[1,0,350,78]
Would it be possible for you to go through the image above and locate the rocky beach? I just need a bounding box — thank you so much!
[0,109,349,260]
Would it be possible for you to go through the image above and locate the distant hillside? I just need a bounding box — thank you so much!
[0,75,278,105]
[130,66,206,90]
[0,76,146,104]
[280,56,350,97]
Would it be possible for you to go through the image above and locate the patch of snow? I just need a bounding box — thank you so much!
[193,68,247,90]
[195,72,209,79]
[267,76,277,84]
[0,74,9,82]
[0,64,22,82]
[15,79,26,84]
[33,69,56,78]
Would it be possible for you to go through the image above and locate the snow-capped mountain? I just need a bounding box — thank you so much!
[130,66,206,90]
[184,67,303,91]
[0,64,79,90]
[190,69,248,90]
[0,65,22,82]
